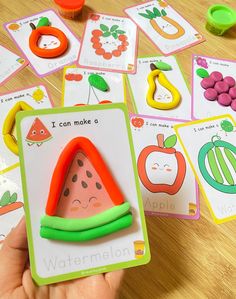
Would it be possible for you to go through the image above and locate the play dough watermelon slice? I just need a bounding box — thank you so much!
[40,137,133,242]
[26,117,52,146]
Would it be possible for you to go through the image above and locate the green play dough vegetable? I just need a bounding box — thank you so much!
[36,17,50,28]
[196,68,209,78]
[40,213,133,242]
[88,74,109,91]
[155,61,172,71]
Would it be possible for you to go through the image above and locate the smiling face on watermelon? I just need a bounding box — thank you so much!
[56,151,114,219]
[26,117,52,146]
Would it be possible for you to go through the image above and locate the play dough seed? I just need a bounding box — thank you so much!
[210,71,223,82]
[88,74,109,91]
[204,88,218,101]
[77,159,84,167]
[223,76,235,87]
[196,68,209,78]
[217,93,232,106]
[96,182,102,190]
[214,81,229,94]
[86,170,92,178]
[72,174,77,182]
[201,77,215,89]
[64,188,69,197]
[81,181,88,188]
[155,61,172,71]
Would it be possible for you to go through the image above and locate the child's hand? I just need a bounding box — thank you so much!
[0,218,123,299]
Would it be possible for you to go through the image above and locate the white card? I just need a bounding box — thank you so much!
[4,10,81,77]
[0,85,52,172]
[131,115,199,218]
[192,55,236,119]
[78,13,138,73]
[0,45,28,85]
[175,115,236,223]
[127,56,191,120]
[124,0,204,55]
[62,66,125,106]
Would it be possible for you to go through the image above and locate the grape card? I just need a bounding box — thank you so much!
[124,0,205,56]
[78,13,138,73]
[126,56,191,120]
[174,114,236,224]
[0,45,28,85]
[0,85,53,173]
[4,10,81,77]
[0,165,24,246]
[130,115,199,218]
[192,55,236,119]
[62,66,126,106]
[16,103,150,285]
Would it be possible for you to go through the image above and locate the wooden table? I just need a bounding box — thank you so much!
[1,0,236,298]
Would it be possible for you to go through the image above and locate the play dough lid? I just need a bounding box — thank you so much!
[208,5,236,27]
[54,0,85,9]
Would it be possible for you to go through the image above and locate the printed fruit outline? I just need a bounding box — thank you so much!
[65,73,83,81]
[91,24,129,60]
[137,133,186,194]
[30,87,46,103]
[26,117,52,147]
[131,117,144,129]
[0,191,23,216]
[220,120,236,135]
[198,135,236,194]
[138,7,185,40]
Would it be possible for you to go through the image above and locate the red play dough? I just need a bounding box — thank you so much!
[56,151,114,219]
[204,88,218,101]
[210,71,223,82]
[217,93,232,106]
[223,76,235,88]
[214,81,229,94]
[201,77,215,89]
[229,87,236,99]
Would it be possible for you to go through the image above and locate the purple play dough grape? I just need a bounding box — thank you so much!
[223,76,236,88]
[210,71,223,82]
[229,87,236,99]
[201,77,215,89]
[231,100,236,111]
[204,88,218,101]
[217,93,232,106]
[214,81,229,94]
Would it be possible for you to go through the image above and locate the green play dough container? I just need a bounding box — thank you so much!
[206,4,236,35]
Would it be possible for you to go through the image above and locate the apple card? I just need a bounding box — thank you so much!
[192,55,236,119]
[175,114,236,224]
[16,103,150,285]
[0,165,24,246]
[4,10,81,77]
[130,115,199,218]
[124,0,204,56]
[62,66,126,106]
[126,56,191,120]
[0,45,28,85]
[0,85,53,173]
[78,13,138,73]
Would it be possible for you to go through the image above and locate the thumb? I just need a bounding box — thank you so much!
[0,217,28,291]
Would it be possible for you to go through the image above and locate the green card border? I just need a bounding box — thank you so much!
[16,103,151,286]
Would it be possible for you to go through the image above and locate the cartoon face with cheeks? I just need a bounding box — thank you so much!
[56,152,114,219]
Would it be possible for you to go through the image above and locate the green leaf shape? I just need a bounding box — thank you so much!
[116,29,126,34]
[196,68,209,78]
[155,61,172,71]
[10,192,17,203]
[110,25,119,32]
[0,191,11,207]
[36,17,50,28]
[103,31,111,37]
[112,32,118,39]
[100,24,109,32]
[161,9,167,16]
[153,7,161,17]
[164,134,177,148]
[88,74,109,92]
[138,13,153,19]
[146,9,155,19]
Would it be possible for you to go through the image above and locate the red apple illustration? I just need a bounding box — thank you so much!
[131,117,144,128]
[137,134,186,195]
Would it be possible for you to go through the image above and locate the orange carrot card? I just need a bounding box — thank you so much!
[124,0,205,56]
[16,103,150,285]
[131,115,199,219]
[78,13,138,73]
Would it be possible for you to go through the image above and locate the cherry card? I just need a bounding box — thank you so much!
[78,13,138,73]
[131,115,199,218]
[124,0,205,56]
[62,66,126,106]
[192,55,236,119]
[0,45,28,85]
[126,55,191,120]
[175,115,236,224]
[4,10,81,77]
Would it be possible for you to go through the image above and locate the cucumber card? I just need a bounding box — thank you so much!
[175,115,236,224]
[130,115,199,218]
[16,103,150,285]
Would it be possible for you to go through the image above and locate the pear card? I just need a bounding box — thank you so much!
[131,115,199,218]
[175,115,236,223]
[16,103,150,285]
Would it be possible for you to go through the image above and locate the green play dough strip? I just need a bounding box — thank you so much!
[40,213,133,242]
[215,147,234,185]
[224,148,236,172]
[40,202,131,232]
